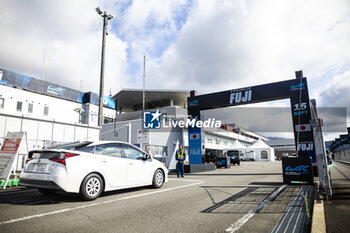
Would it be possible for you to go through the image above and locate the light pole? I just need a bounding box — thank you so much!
[96,7,113,127]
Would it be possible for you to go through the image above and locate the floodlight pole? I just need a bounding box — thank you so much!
[96,8,113,128]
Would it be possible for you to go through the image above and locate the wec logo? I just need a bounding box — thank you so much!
[285,165,310,172]
[291,82,305,91]
[189,99,198,106]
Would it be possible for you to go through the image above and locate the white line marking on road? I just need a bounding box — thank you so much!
[289,187,305,233]
[168,178,204,182]
[225,185,287,233]
[0,181,204,226]
[271,188,303,233]
[284,192,303,233]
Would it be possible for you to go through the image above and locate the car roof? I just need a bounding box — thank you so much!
[87,140,132,146]
[86,141,145,151]
[46,141,93,150]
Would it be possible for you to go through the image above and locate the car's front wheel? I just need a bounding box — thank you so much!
[80,173,104,201]
[152,169,164,188]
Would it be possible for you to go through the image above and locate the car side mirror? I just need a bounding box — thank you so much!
[142,153,150,160]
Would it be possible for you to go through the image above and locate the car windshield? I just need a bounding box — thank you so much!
[47,141,93,150]
[227,151,239,157]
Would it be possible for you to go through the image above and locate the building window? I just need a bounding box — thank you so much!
[16,101,22,112]
[261,150,268,159]
[103,117,114,124]
[0,98,4,109]
[28,103,33,113]
[90,114,98,123]
[147,145,167,157]
[44,106,49,116]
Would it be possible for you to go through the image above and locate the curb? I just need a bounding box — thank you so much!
[311,184,326,233]
[335,160,350,165]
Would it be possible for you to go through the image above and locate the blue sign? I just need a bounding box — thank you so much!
[188,124,202,164]
[143,110,161,129]
[103,96,116,109]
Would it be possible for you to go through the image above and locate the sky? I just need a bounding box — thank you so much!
[1,0,350,139]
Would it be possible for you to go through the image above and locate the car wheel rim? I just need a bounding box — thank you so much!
[86,177,100,197]
[155,172,163,186]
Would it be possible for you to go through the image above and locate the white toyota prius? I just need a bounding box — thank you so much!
[20,141,168,200]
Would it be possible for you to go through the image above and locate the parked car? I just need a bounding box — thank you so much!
[204,150,217,163]
[216,156,230,168]
[20,141,168,201]
[226,150,240,165]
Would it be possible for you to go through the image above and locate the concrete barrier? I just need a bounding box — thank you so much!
[334,148,350,163]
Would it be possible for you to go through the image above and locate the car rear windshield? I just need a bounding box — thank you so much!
[46,141,92,150]
[29,151,63,159]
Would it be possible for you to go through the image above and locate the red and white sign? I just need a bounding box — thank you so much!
[0,138,22,155]
[295,124,311,132]
[137,130,149,143]
[0,132,25,182]
[190,133,200,140]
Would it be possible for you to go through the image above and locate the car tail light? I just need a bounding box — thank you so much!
[25,158,32,164]
[50,153,79,166]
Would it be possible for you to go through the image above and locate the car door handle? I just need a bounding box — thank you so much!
[100,159,107,163]
[128,163,133,165]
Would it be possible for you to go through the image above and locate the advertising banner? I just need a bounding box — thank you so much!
[0,132,25,189]
[282,157,314,185]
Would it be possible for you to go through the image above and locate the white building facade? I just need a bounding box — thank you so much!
[101,89,271,168]
[0,68,116,151]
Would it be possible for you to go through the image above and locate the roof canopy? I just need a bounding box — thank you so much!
[113,89,189,111]
[249,138,272,149]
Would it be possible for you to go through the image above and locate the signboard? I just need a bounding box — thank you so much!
[0,69,116,109]
[188,126,202,164]
[137,130,149,144]
[282,157,314,185]
[0,132,25,189]
[188,76,317,164]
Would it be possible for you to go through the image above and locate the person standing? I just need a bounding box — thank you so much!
[176,144,186,178]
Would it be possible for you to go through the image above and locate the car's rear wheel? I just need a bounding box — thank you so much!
[152,169,164,188]
[38,188,57,196]
[80,173,104,201]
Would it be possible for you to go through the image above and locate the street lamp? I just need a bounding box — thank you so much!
[96,7,114,128]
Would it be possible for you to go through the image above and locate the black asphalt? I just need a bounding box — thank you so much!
[0,162,313,233]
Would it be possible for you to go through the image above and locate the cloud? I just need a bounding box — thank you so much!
[146,0,350,98]
[1,0,349,140]
[0,0,128,95]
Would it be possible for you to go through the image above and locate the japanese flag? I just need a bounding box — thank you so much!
[295,124,311,132]
[190,133,200,140]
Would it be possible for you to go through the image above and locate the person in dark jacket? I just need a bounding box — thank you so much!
[176,144,186,178]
